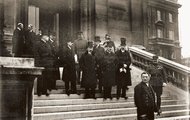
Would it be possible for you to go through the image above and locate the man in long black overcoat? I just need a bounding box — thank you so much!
[12,23,25,57]
[61,41,77,95]
[35,35,55,96]
[93,36,105,93]
[116,38,132,99]
[25,24,36,56]
[134,72,158,120]
[101,42,118,100]
[80,42,97,99]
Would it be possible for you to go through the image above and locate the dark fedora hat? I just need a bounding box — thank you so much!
[87,41,94,48]
[94,36,101,42]
[120,38,126,46]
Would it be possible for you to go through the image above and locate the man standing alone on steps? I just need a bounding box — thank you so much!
[134,72,158,120]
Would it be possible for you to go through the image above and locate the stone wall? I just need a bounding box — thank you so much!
[95,0,132,47]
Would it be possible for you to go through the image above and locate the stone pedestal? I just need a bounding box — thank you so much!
[0,57,43,120]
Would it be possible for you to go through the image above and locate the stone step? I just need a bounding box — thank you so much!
[34,103,187,114]
[49,85,137,94]
[33,107,190,120]
[34,98,185,107]
[155,115,190,120]
[156,109,190,119]
[34,91,171,100]
[66,110,190,120]
[33,107,135,120]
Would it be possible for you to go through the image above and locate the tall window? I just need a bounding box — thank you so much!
[169,13,173,23]
[157,28,163,38]
[169,30,174,40]
[157,10,161,21]
[171,51,176,59]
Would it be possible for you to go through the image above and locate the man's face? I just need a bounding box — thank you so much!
[141,73,150,83]
[20,24,24,29]
[28,25,33,31]
[120,46,126,52]
[95,41,100,46]
[77,33,83,39]
[87,47,93,53]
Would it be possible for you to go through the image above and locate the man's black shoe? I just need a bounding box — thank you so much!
[37,92,42,96]
[45,92,49,96]
[116,96,120,100]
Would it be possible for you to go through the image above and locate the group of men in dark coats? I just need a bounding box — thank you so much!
[35,35,59,96]
[76,34,132,99]
[12,26,132,99]
[12,23,42,57]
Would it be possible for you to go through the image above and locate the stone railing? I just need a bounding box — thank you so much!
[0,57,44,120]
[129,47,190,91]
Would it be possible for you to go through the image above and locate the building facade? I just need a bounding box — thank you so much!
[0,0,181,62]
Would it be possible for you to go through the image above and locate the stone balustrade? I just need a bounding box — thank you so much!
[0,57,44,120]
[129,47,190,91]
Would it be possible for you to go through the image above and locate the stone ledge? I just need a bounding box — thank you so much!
[0,57,35,67]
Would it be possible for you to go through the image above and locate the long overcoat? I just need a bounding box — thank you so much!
[12,28,25,57]
[35,40,56,90]
[79,52,97,88]
[101,52,117,87]
[116,50,132,86]
[61,46,76,82]
[93,45,105,79]
[25,30,36,56]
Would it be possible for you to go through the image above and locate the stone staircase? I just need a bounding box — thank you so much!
[32,66,190,120]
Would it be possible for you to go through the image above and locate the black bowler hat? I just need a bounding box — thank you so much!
[120,38,126,46]
[94,36,101,42]
[87,41,94,48]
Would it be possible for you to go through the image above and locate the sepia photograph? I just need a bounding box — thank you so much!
[0,0,189,120]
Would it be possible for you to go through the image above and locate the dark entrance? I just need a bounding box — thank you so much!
[28,0,81,50]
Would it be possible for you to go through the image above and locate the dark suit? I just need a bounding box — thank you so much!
[93,45,105,92]
[147,64,167,110]
[25,30,36,56]
[61,46,77,94]
[134,82,157,120]
[79,51,97,98]
[102,52,117,99]
[116,50,132,98]
[35,40,56,95]
[12,28,25,57]
[103,41,116,51]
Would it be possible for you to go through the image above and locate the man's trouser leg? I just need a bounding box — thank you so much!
[117,85,121,98]
[121,86,127,97]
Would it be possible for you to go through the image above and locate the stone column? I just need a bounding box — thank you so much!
[80,0,95,41]
[16,0,28,28]
[0,0,11,56]
[0,0,4,55]
[80,0,88,40]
